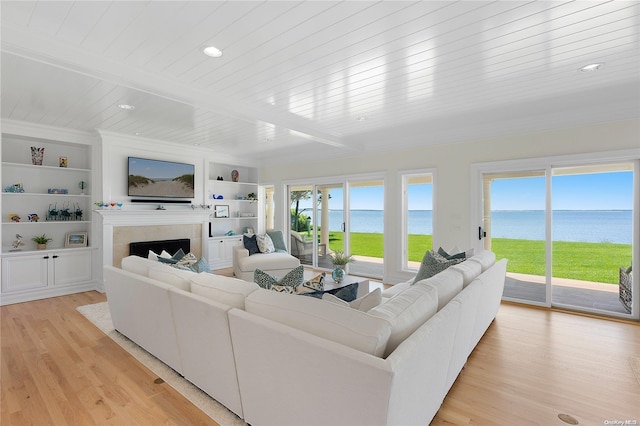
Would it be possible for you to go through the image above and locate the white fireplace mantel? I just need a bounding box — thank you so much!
[96,209,214,288]
[96,209,214,226]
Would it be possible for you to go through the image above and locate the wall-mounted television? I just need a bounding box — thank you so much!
[128,157,195,199]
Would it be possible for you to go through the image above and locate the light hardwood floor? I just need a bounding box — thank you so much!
[1,292,638,425]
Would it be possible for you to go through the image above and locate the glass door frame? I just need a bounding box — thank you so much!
[286,179,346,271]
[471,150,639,320]
[284,173,385,276]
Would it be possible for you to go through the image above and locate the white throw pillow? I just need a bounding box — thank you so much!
[256,233,275,253]
[350,288,382,311]
[148,250,159,261]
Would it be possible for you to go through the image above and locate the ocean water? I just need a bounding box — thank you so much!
[320,210,633,244]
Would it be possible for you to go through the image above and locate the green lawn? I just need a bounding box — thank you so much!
[325,232,631,284]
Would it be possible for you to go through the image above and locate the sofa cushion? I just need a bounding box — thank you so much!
[368,284,438,357]
[381,281,410,300]
[468,251,496,272]
[450,260,482,288]
[243,234,260,255]
[190,273,259,309]
[121,255,155,276]
[245,289,392,357]
[266,230,287,252]
[254,265,304,292]
[147,262,195,291]
[413,250,464,283]
[236,252,301,272]
[415,268,463,311]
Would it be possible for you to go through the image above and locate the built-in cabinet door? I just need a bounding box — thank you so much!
[208,239,226,269]
[208,236,244,270]
[52,250,92,286]
[1,255,49,292]
[223,237,244,265]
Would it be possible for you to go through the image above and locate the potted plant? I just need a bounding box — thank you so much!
[32,234,53,250]
[328,249,354,283]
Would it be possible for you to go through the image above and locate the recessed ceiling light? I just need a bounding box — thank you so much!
[579,63,603,72]
[135,132,141,136]
[357,116,367,121]
[117,103,135,110]
[203,46,222,58]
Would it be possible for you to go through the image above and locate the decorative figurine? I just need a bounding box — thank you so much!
[48,204,58,221]
[27,213,39,222]
[11,234,24,251]
[9,213,20,222]
[74,203,83,220]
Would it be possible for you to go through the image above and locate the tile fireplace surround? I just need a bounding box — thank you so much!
[96,210,212,270]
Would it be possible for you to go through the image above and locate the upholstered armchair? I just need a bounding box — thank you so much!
[232,230,300,281]
[290,231,314,259]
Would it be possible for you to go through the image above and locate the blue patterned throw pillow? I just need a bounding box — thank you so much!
[157,248,186,264]
[301,282,359,302]
[254,265,304,292]
[412,250,464,284]
[437,246,466,260]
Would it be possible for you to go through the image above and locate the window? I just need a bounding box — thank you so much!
[401,171,434,271]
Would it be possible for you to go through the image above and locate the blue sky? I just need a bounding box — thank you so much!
[129,157,193,179]
[293,171,633,211]
[492,171,633,210]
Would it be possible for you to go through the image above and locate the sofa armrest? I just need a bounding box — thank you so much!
[233,245,249,261]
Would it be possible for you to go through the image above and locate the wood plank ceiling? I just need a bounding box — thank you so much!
[1,1,639,164]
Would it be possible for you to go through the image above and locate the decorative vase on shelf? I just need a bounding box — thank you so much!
[30,146,45,165]
[231,169,239,182]
[331,266,345,284]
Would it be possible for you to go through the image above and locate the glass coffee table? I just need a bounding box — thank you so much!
[302,270,370,298]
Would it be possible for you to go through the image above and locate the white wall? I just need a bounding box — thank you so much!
[98,130,211,207]
[260,119,640,283]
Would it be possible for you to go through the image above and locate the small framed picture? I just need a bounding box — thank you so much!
[59,156,68,168]
[65,232,88,247]
[214,205,229,218]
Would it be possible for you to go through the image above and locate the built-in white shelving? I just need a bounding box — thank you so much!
[1,133,95,305]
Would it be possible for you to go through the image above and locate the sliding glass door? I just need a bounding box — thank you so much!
[478,159,637,318]
[287,176,384,279]
[487,171,548,305]
[550,165,634,313]
[347,180,384,278]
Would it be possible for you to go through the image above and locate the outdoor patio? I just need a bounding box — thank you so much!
[504,272,629,314]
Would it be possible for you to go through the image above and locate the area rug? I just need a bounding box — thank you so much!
[630,356,640,385]
[76,302,246,426]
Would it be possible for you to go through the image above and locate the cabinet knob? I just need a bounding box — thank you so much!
[52,255,59,259]
[43,256,49,259]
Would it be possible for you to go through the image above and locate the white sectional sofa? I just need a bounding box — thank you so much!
[103,250,507,426]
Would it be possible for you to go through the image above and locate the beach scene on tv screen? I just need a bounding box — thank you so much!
[128,158,194,198]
